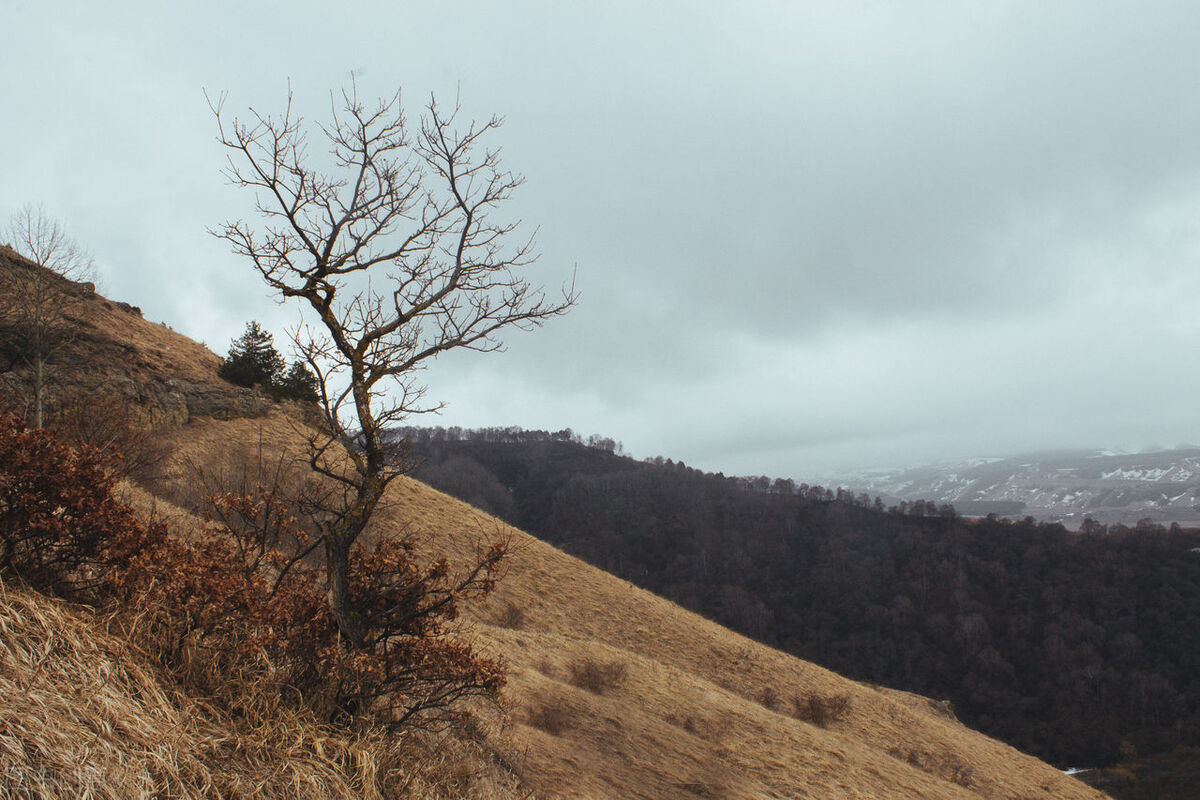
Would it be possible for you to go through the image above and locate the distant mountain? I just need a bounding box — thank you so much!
[822,448,1200,527]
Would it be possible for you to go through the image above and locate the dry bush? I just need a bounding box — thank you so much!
[0,410,162,599]
[0,580,532,800]
[0,581,383,800]
[0,412,532,797]
[790,691,852,728]
[138,476,507,731]
[525,700,572,737]
[495,601,526,629]
[756,686,779,711]
[567,657,627,695]
[885,746,975,788]
[948,761,976,787]
[168,434,511,732]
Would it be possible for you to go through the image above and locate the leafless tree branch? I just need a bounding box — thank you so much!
[212,82,576,650]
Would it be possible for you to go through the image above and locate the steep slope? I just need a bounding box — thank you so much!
[0,577,531,800]
[147,411,1108,800]
[0,580,370,799]
[0,251,1108,799]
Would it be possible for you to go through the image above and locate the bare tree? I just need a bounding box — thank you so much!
[211,84,576,649]
[0,205,97,428]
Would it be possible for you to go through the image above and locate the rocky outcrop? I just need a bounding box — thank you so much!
[1,248,276,429]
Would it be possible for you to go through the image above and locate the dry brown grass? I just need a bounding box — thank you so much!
[0,579,530,800]
[525,699,575,737]
[567,657,628,695]
[144,411,1114,800]
[494,601,528,630]
[0,250,269,437]
[791,690,854,728]
[0,580,368,799]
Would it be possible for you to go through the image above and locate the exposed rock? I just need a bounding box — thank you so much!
[0,249,278,429]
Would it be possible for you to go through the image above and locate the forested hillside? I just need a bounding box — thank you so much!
[399,427,1200,771]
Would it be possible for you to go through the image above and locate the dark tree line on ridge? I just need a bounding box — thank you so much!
[397,427,1200,771]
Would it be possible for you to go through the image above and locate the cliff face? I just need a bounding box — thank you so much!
[0,247,273,428]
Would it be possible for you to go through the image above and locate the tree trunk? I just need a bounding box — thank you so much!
[324,478,384,650]
[325,534,365,649]
[34,356,44,429]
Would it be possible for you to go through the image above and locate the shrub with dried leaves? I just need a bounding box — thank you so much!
[0,410,505,732]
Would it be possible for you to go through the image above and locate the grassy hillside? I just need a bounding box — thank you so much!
[0,581,367,799]
[142,408,1109,799]
[0,249,1109,799]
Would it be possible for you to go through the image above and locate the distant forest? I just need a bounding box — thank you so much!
[394,426,1200,771]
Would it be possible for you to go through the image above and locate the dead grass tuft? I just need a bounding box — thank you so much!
[791,691,852,728]
[566,657,627,695]
[525,700,573,736]
[756,686,780,711]
[495,601,527,630]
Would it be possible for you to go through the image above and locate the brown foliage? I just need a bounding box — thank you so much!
[0,410,162,598]
[525,700,572,736]
[189,475,508,729]
[495,601,526,630]
[949,761,976,787]
[0,410,505,732]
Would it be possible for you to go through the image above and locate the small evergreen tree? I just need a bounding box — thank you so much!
[218,321,285,389]
[218,321,320,404]
[272,360,320,404]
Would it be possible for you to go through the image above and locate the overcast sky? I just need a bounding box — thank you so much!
[4,1,1200,478]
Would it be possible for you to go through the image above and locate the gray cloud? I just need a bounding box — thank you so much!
[5,0,1200,478]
